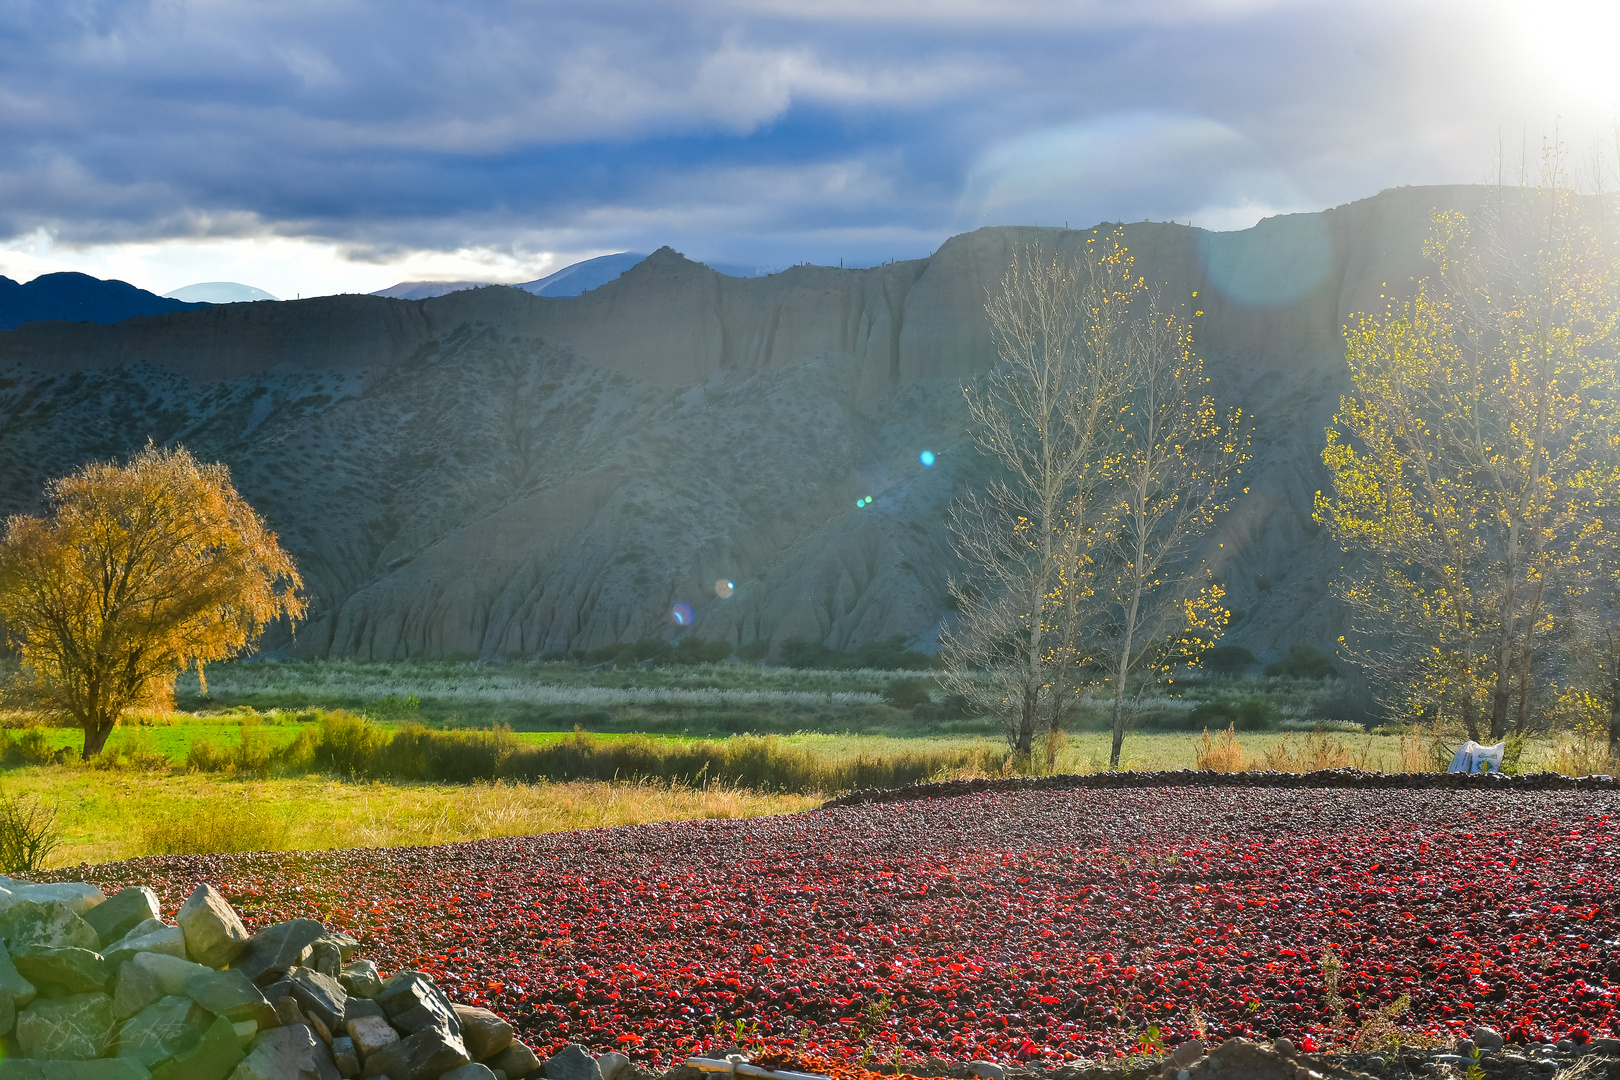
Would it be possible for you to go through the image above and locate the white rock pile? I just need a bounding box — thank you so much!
[0,875,580,1080]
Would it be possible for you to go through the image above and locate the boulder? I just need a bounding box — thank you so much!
[105,924,187,968]
[230,1024,339,1080]
[965,1064,1002,1080]
[317,933,360,962]
[176,885,250,969]
[361,1028,469,1080]
[451,1005,512,1061]
[484,1042,541,1080]
[288,968,348,1032]
[0,947,37,1032]
[112,962,162,1021]
[342,998,385,1026]
[40,1060,151,1080]
[115,995,210,1066]
[1474,1026,1505,1052]
[338,962,383,999]
[0,902,99,952]
[15,992,115,1059]
[344,1015,399,1060]
[275,997,308,1028]
[83,888,160,949]
[232,920,325,987]
[149,1015,246,1080]
[184,969,277,1029]
[232,1021,258,1047]
[9,884,105,916]
[375,973,460,1039]
[544,1044,601,1080]
[444,1067,498,1080]
[12,947,109,995]
[309,942,342,978]
[595,1053,631,1080]
[131,952,213,996]
[332,1036,360,1078]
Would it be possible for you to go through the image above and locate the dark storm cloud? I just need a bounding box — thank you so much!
[0,0,1580,268]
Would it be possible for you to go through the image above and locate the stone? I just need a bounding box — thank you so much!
[0,1062,44,1080]
[1557,1040,1575,1052]
[451,1005,512,1061]
[965,1064,1003,1080]
[230,1024,339,1080]
[1274,1038,1296,1058]
[317,933,360,962]
[343,998,385,1026]
[0,947,37,1033]
[361,1028,470,1080]
[338,962,383,1000]
[115,995,210,1067]
[345,1015,399,1060]
[40,1061,151,1080]
[105,924,187,968]
[444,1067,497,1080]
[131,953,212,997]
[1455,1038,1477,1057]
[15,992,115,1060]
[595,1053,631,1080]
[484,1043,541,1080]
[9,884,105,917]
[113,962,162,1021]
[82,888,160,950]
[312,1015,333,1044]
[148,1015,247,1080]
[232,920,325,987]
[1364,1057,1386,1070]
[374,973,459,1039]
[0,902,99,953]
[544,1044,601,1080]
[12,948,109,994]
[310,942,342,978]
[276,997,308,1028]
[232,1021,258,1047]
[176,885,250,969]
[332,1036,361,1078]
[184,969,277,1030]
[1473,1026,1505,1052]
[1173,1040,1206,1068]
[288,968,349,1032]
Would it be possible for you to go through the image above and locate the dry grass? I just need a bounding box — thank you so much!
[1192,724,1450,774]
[0,768,817,868]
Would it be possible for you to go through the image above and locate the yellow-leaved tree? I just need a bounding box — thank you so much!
[1316,178,1620,742]
[0,444,306,757]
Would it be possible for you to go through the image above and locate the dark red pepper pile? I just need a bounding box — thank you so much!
[70,787,1619,1066]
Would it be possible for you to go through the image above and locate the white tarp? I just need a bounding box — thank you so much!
[1449,740,1506,774]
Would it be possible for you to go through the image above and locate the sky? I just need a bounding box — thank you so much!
[1,0,1617,300]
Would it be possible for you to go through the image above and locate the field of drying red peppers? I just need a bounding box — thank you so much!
[63,786,1618,1068]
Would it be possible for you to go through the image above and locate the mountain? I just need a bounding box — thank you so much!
[373,251,769,302]
[163,282,280,303]
[0,186,1514,664]
[0,272,206,330]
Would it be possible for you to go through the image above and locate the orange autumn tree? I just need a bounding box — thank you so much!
[0,444,305,757]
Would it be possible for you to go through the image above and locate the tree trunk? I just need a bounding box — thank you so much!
[1016,686,1038,759]
[1609,668,1620,761]
[81,716,114,759]
[1109,653,1131,769]
[1460,693,1481,744]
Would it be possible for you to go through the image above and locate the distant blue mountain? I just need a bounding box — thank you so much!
[163,281,279,303]
[0,272,207,331]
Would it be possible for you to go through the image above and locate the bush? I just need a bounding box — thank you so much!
[0,793,60,873]
[1189,696,1280,731]
[1,728,59,766]
[1265,645,1337,679]
[1202,645,1256,676]
[579,638,733,668]
[882,678,934,710]
[777,635,938,671]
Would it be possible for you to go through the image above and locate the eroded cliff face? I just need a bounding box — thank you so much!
[0,185,1501,662]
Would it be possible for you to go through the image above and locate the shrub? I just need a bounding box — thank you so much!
[1194,725,1249,772]
[736,642,769,663]
[1265,645,1337,679]
[1202,645,1256,676]
[777,635,937,671]
[317,711,392,776]
[882,678,934,710]
[1189,696,1280,731]
[0,793,60,873]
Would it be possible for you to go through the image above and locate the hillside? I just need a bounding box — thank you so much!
[0,271,206,330]
[0,186,1504,663]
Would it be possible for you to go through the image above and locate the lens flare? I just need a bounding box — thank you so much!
[919,450,936,467]
[671,602,694,626]
[714,579,735,599]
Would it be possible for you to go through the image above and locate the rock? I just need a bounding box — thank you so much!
[232,920,325,987]
[1455,1038,1477,1057]
[312,1015,334,1044]
[131,953,213,997]
[185,968,277,1029]
[965,1064,1003,1080]
[451,1005,512,1061]
[106,924,187,967]
[345,1014,399,1060]
[1173,1040,1206,1068]
[1473,1026,1505,1052]
[82,888,160,949]
[232,1021,258,1047]
[289,969,349,1032]
[484,1043,541,1080]
[0,902,99,952]
[375,973,460,1039]
[115,995,210,1066]
[276,997,308,1028]
[317,933,360,963]
[545,1044,602,1080]
[0,947,37,1032]
[40,1060,151,1080]
[147,1015,246,1080]
[15,992,115,1059]
[1273,1038,1296,1058]
[338,962,383,999]
[595,1053,631,1080]
[310,942,343,978]
[332,1036,361,1078]
[12,948,108,995]
[113,962,162,1021]
[1205,1039,1300,1080]
[361,1028,469,1080]
[343,998,385,1026]
[1365,1056,1385,1070]
[9,884,105,916]
[176,885,250,969]
[444,1067,498,1080]
[258,978,294,1007]
[231,1024,340,1080]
